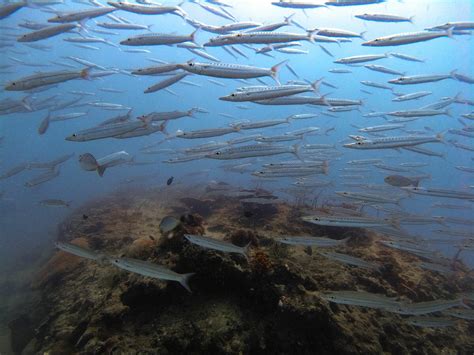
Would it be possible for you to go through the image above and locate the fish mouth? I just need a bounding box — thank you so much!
[361,41,372,46]
[219,96,232,101]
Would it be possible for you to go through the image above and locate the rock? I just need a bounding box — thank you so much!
[8,314,34,354]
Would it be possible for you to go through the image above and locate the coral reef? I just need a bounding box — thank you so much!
[9,185,474,354]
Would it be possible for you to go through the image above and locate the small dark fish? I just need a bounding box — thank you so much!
[167,176,174,185]
[243,210,254,218]
[82,214,88,220]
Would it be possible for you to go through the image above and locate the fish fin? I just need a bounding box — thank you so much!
[270,59,287,85]
[179,272,195,293]
[97,165,106,177]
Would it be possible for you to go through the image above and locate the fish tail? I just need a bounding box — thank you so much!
[179,272,195,293]
[459,298,472,309]
[292,143,304,161]
[322,161,329,175]
[146,24,153,32]
[450,69,458,79]
[311,77,324,94]
[242,241,252,262]
[446,26,454,39]
[444,108,452,117]
[190,28,199,43]
[284,13,295,24]
[80,67,92,80]
[21,95,33,111]
[160,121,168,135]
[97,165,106,177]
[409,16,415,23]
[359,30,367,40]
[270,59,287,85]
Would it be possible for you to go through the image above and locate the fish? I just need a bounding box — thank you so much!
[5,68,91,91]
[302,215,396,228]
[79,151,132,177]
[206,143,301,160]
[444,309,474,320]
[111,257,195,292]
[388,72,455,85]
[318,251,380,270]
[178,60,286,84]
[107,1,183,15]
[334,54,388,64]
[176,126,240,139]
[364,64,404,76]
[55,241,106,261]
[396,298,468,316]
[0,163,28,180]
[389,52,424,62]
[401,187,474,201]
[204,31,315,46]
[336,191,401,205]
[159,216,181,234]
[184,234,250,261]
[384,175,427,187]
[276,236,346,247]
[131,63,180,75]
[272,1,328,9]
[66,120,146,141]
[48,7,116,23]
[392,91,431,102]
[17,23,78,42]
[355,13,413,23]
[363,28,453,46]
[344,134,443,149]
[120,30,197,46]
[220,80,322,102]
[0,1,26,20]
[320,290,401,311]
[144,72,189,93]
[166,176,174,186]
[25,168,60,187]
[39,199,70,207]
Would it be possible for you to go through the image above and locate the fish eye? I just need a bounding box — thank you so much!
[357,141,362,145]
[215,151,220,155]
[11,82,16,86]
[72,133,76,137]
[231,93,235,97]
[188,62,194,66]
[236,33,242,37]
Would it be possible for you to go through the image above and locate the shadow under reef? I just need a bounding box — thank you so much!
[10,184,474,354]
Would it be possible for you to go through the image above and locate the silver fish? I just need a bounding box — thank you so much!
[111,257,195,292]
[184,234,250,261]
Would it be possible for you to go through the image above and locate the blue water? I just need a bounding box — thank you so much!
[0,0,473,272]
